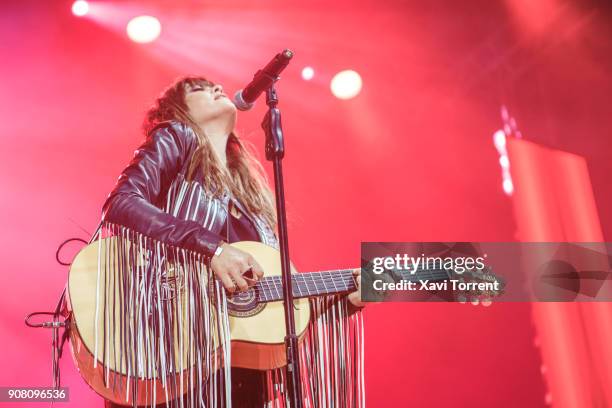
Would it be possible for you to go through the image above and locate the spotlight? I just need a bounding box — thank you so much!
[301,67,314,81]
[72,0,89,17]
[330,70,362,100]
[126,16,161,44]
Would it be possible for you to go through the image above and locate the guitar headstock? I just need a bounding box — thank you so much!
[446,266,506,306]
[362,266,505,306]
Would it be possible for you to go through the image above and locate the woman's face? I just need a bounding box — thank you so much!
[184,81,236,128]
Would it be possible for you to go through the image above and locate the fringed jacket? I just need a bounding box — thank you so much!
[95,121,365,407]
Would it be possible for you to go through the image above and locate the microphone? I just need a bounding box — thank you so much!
[233,49,294,111]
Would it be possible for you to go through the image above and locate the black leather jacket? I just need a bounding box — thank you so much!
[101,121,278,258]
[98,122,365,407]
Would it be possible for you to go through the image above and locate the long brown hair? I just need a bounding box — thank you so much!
[143,76,277,228]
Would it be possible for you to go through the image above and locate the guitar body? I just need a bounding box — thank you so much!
[67,239,311,406]
[228,241,310,370]
[224,242,311,369]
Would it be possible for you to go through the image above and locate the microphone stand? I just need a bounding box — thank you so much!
[262,85,304,408]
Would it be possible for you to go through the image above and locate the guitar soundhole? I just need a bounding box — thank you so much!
[136,257,185,305]
[226,288,266,317]
[158,264,184,301]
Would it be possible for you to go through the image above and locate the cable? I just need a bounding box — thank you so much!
[24,228,98,408]
[23,221,103,407]
[24,312,64,328]
[55,237,88,266]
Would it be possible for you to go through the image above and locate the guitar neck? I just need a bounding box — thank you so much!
[256,269,356,303]
[254,267,450,303]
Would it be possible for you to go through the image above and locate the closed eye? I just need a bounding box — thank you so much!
[190,85,215,94]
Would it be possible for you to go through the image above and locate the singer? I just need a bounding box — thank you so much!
[98,76,365,408]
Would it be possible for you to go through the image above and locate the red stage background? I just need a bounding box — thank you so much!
[1,0,612,406]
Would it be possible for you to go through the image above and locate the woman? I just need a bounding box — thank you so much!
[98,76,365,407]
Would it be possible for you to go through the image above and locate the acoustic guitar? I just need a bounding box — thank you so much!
[67,239,501,405]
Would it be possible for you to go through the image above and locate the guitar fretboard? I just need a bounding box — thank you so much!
[254,267,451,302]
[256,269,356,302]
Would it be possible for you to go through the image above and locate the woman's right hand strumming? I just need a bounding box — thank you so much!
[210,243,264,294]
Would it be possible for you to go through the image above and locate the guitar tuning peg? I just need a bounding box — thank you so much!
[481,298,492,307]
[457,294,467,304]
[471,298,479,306]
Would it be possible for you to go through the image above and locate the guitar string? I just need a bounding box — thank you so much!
[252,270,447,291]
[190,261,479,301]
[241,269,451,301]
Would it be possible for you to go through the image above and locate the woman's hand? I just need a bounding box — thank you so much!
[348,268,366,308]
[210,243,264,294]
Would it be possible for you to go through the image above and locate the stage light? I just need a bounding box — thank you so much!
[493,130,506,150]
[72,0,89,17]
[503,179,514,195]
[330,70,362,100]
[493,128,514,196]
[126,16,161,44]
[499,155,510,168]
[301,67,314,81]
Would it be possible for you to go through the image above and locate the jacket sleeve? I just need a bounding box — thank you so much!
[101,123,223,258]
